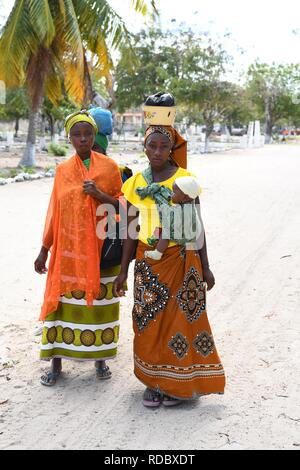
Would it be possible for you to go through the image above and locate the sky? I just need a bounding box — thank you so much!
[1,0,300,74]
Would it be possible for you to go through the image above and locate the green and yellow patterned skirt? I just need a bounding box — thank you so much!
[40,266,121,361]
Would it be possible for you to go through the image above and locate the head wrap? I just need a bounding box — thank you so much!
[95,133,109,152]
[144,125,187,169]
[175,176,202,199]
[89,107,113,135]
[88,107,113,154]
[65,110,98,137]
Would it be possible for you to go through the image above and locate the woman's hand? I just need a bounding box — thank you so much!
[34,248,48,274]
[113,272,128,297]
[83,180,103,200]
[202,266,215,291]
[83,180,119,208]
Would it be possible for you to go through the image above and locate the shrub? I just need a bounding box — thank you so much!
[8,168,18,178]
[49,143,67,156]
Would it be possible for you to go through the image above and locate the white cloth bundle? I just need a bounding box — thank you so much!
[175,176,202,199]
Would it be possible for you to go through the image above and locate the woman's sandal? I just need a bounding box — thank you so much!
[142,388,163,408]
[96,365,112,380]
[162,395,184,407]
[40,370,61,387]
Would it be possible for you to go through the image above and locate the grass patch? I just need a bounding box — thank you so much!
[0,166,38,178]
[20,166,36,174]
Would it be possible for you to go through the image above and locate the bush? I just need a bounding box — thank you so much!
[8,168,18,178]
[49,143,67,156]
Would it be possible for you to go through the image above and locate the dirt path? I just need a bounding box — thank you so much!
[0,144,299,450]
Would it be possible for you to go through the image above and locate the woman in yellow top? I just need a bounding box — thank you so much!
[113,124,225,407]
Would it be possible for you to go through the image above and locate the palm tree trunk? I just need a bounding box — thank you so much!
[19,48,49,167]
[40,113,47,151]
[19,109,39,167]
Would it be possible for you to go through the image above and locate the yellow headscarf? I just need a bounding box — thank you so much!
[65,110,98,137]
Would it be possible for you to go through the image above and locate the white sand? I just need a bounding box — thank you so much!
[0,144,299,450]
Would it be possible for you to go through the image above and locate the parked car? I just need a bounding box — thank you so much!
[231,127,247,136]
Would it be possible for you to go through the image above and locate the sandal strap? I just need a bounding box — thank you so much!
[96,366,110,373]
[41,371,60,385]
[143,389,162,402]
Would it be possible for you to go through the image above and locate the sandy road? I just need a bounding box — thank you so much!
[0,144,299,450]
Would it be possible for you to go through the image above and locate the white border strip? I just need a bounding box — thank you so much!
[44,320,119,331]
[40,342,117,352]
[60,296,120,306]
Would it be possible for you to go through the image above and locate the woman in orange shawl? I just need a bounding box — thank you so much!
[34,110,123,386]
[113,121,225,407]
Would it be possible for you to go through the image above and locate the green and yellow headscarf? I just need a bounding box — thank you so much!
[65,110,98,137]
[95,133,109,152]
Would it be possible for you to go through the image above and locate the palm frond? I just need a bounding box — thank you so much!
[27,0,55,47]
[58,0,66,22]
[89,34,113,89]
[132,0,158,16]
[131,0,147,15]
[64,60,85,103]
[55,0,84,68]
[53,0,84,103]
[0,0,38,86]
[74,0,132,51]
[44,52,63,105]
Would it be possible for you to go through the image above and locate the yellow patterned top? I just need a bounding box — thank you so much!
[121,167,195,246]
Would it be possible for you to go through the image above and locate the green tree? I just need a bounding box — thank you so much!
[115,29,180,112]
[173,34,235,152]
[42,97,77,140]
[0,0,157,167]
[116,29,246,152]
[0,87,29,137]
[224,84,257,131]
[247,62,300,143]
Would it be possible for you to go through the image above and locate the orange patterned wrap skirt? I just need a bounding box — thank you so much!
[132,241,226,400]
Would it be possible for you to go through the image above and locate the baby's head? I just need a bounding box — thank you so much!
[171,176,201,204]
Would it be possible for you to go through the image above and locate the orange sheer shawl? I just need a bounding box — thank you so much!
[40,151,123,321]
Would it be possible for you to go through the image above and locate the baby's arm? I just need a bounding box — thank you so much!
[144,236,169,260]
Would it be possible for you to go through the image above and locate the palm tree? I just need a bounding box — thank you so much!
[0,0,157,167]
